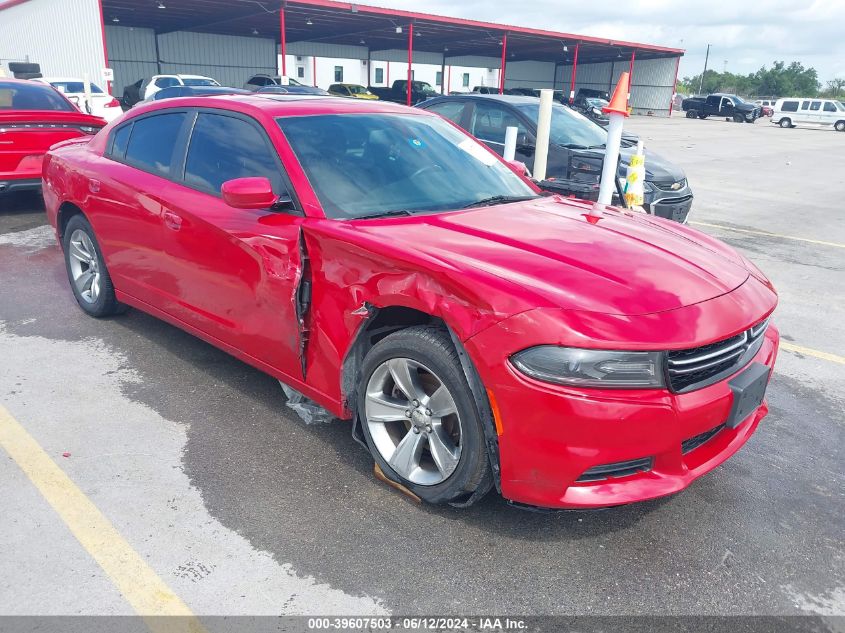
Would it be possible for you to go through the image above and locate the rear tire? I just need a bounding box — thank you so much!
[685,110,696,119]
[62,215,126,318]
[780,118,792,129]
[698,113,707,119]
[358,326,491,506]
[835,121,845,132]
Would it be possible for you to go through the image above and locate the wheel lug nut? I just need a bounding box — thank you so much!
[426,425,432,433]
[425,409,432,416]
[404,410,411,417]
[412,427,420,434]
[412,400,419,407]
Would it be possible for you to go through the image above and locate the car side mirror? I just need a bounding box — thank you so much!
[221,177,278,210]
[507,159,531,177]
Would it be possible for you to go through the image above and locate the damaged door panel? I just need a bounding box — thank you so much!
[294,229,312,379]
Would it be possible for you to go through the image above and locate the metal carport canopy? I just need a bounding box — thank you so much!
[101,0,682,65]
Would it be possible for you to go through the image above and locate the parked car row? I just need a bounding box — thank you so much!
[36,90,779,511]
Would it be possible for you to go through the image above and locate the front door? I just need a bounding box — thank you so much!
[158,110,304,377]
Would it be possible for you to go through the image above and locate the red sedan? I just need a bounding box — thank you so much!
[1,78,106,195]
[42,94,779,510]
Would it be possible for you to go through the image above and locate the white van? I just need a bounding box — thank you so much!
[772,97,845,131]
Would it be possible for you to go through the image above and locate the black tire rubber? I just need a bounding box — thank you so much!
[835,121,845,132]
[8,61,40,74]
[733,114,744,123]
[685,110,696,119]
[780,118,792,129]
[62,214,127,318]
[357,325,491,506]
[698,113,707,119]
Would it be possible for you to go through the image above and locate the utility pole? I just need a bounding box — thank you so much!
[698,44,710,95]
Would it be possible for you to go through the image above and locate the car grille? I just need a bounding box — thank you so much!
[653,178,687,192]
[681,424,725,454]
[667,317,770,392]
[576,457,653,482]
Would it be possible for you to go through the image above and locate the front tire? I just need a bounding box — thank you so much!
[780,118,793,129]
[62,214,126,318]
[733,114,744,123]
[358,326,491,506]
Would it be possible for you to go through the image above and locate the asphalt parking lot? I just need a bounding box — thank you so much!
[0,114,843,624]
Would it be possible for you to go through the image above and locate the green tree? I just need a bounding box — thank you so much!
[678,60,821,98]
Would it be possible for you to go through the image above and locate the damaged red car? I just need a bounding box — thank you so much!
[42,94,779,510]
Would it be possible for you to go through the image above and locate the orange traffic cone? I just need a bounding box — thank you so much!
[602,71,630,118]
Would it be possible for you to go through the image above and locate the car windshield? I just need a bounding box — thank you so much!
[515,102,607,148]
[347,85,369,95]
[585,98,608,108]
[277,113,538,219]
[49,81,104,94]
[0,82,75,111]
[835,101,845,111]
[181,77,217,87]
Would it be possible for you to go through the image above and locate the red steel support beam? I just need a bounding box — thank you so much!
[406,22,413,106]
[568,43,579,104]
[628,49,636,100]
[279,5,287,77]
[669,55,681,116]
[97,0,111,94]
[499,33,507,94]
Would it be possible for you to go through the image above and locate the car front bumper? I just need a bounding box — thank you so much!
[465,308,779,510]
[644,183,694,223]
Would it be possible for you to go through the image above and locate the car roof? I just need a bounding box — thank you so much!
[133,93,430,118]
[425,93,543,105]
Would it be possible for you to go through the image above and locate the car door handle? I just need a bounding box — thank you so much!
[163,209,182,231]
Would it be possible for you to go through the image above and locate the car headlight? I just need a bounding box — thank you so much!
[511,346,665,388]
[591,107,602,115]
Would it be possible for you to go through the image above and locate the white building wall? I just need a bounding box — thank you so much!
[0,0,107,90]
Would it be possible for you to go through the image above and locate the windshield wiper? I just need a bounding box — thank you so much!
[461,195,538,209]
[352,209,415,220]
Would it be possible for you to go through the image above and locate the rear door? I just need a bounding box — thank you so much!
[157,109,304,375]
[91,111,189,306]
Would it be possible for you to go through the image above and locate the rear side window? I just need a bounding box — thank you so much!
[824,102,837,112]
[183,112,283,195]
[124,113,186,176]
[109,123,133,159]
[781,101,798,112]
[810,101,821,111]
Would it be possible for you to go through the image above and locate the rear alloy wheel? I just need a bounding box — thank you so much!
[358,326,491,505]
[685,110,696,119]
[780,118,793,129]
[835,121,845,132]
[62,215,126,318]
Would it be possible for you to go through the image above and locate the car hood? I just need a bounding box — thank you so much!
[348,197,749,317]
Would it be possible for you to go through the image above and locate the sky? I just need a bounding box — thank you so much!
[364,0,845,85]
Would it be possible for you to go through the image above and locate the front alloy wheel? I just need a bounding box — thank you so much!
[357,326,492,506]
[365,357,462,485]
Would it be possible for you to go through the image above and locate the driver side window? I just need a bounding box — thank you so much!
[469,102,528,146]
[183,112,285,196]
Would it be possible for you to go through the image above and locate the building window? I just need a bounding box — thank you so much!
[375,67,384,84]
[334,66,343,82]
[297,67,305,78]
[462,73,470,87]
[410,69,415,81]
[435,71,443,86]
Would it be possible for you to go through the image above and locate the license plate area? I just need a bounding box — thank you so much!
[726,362,770,429]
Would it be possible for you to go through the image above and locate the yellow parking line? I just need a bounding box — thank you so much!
[780,342,845,365]
[690,221,845,249]
[0,405,205,633]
